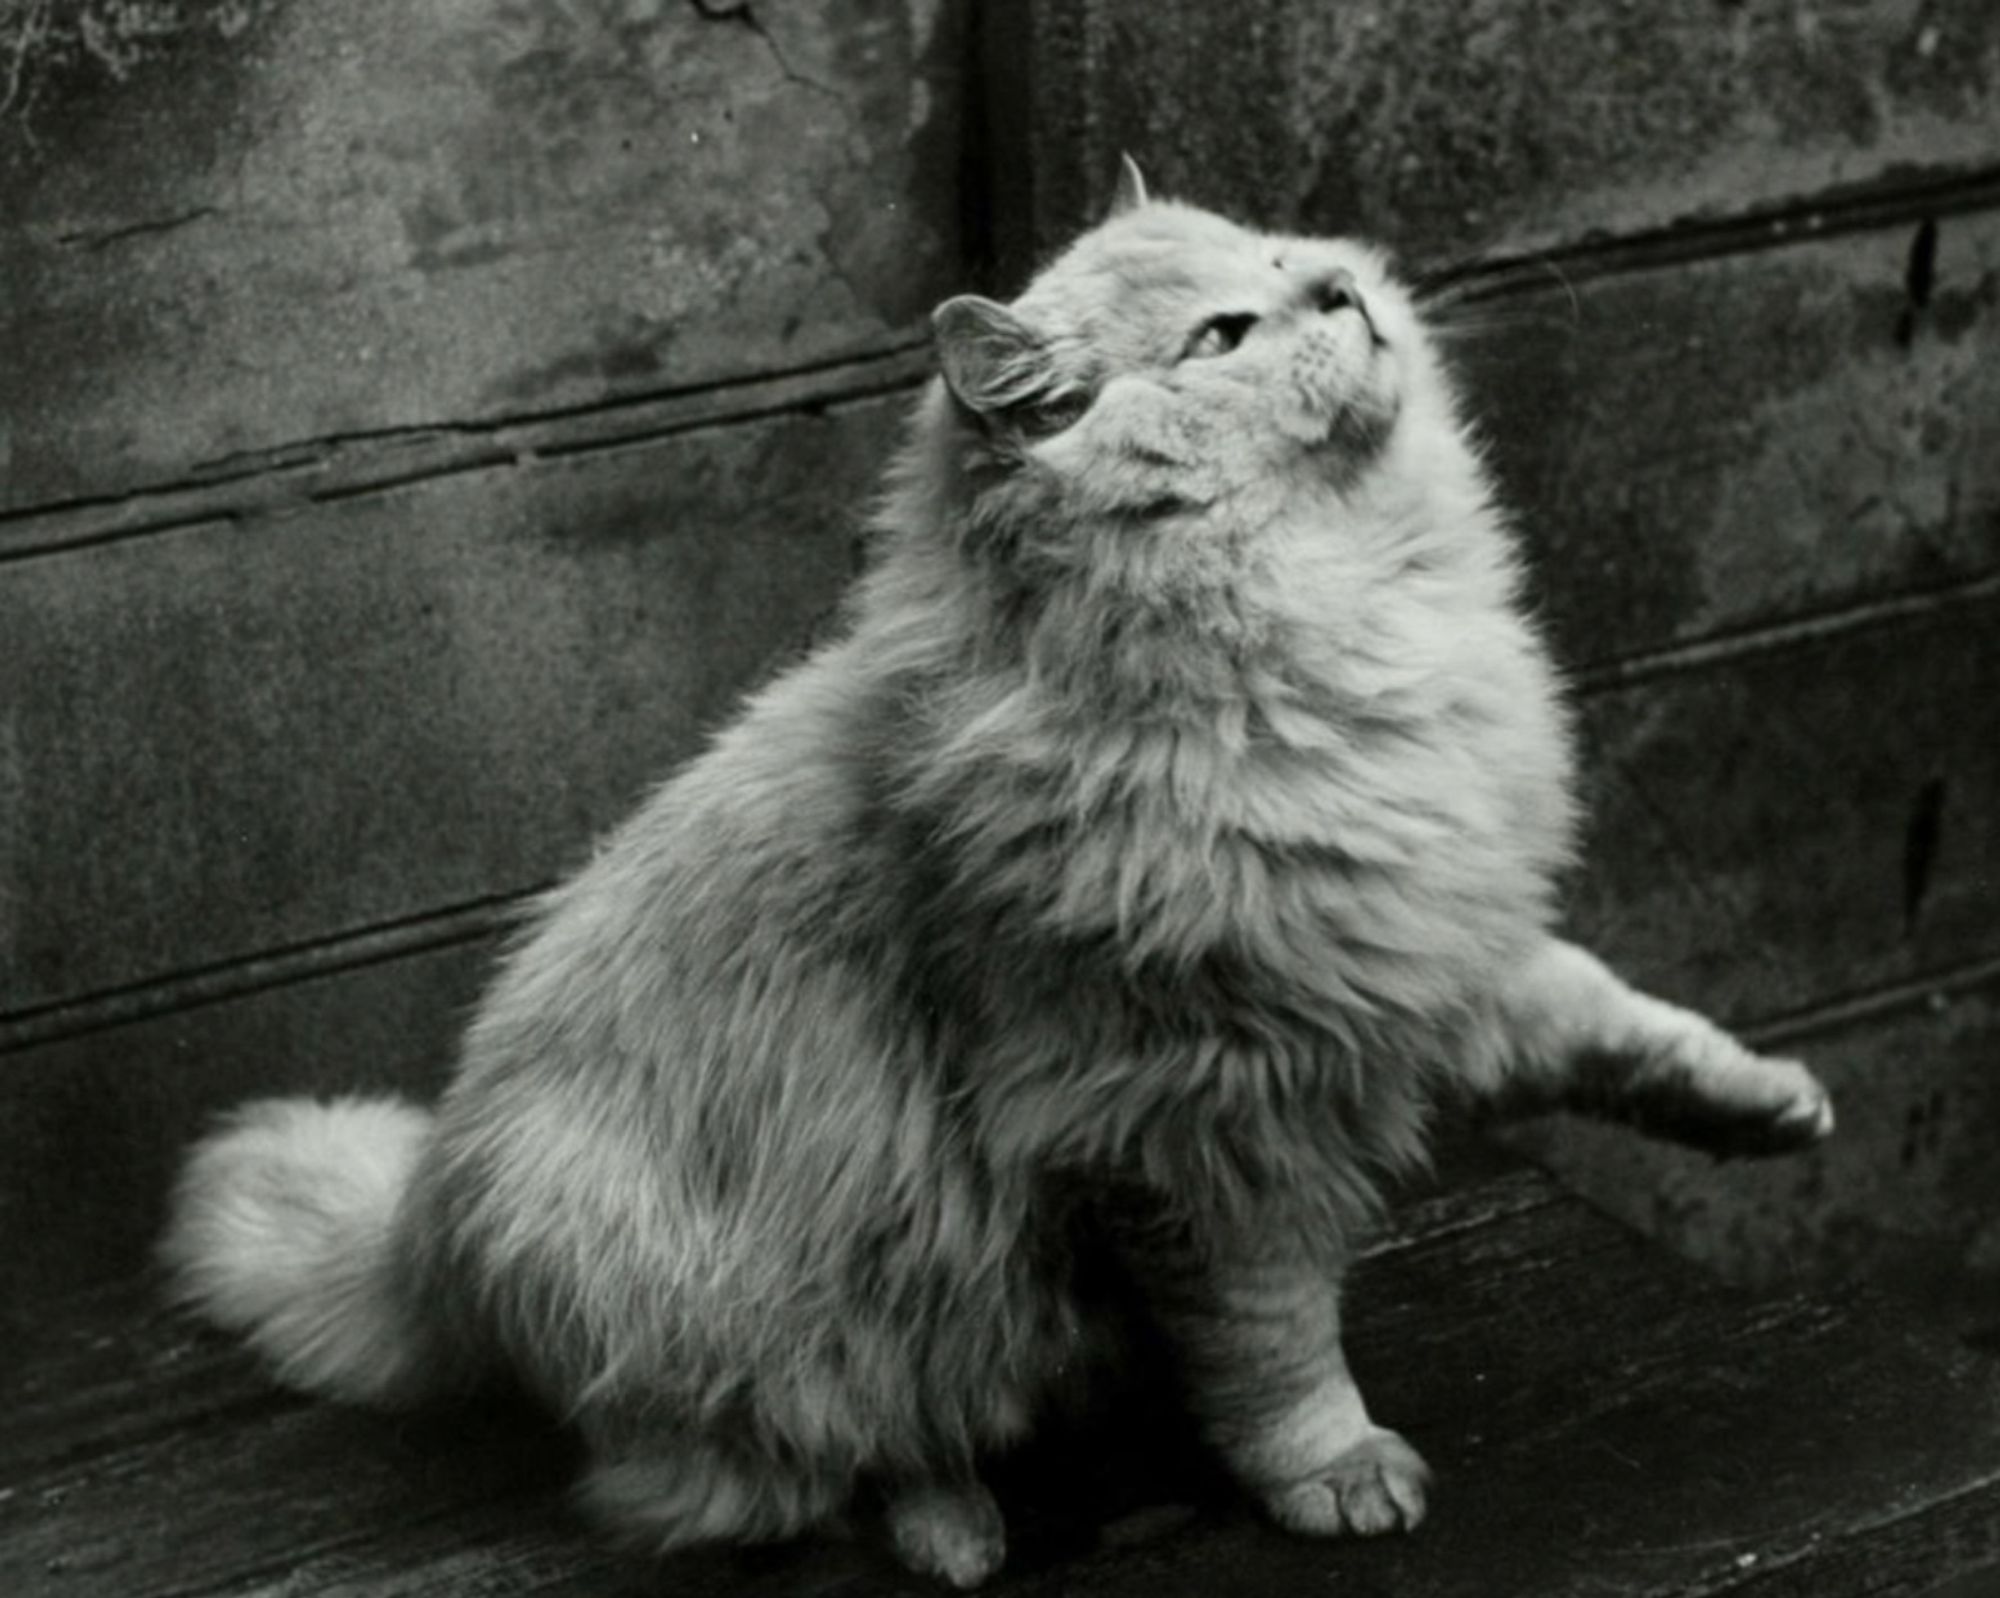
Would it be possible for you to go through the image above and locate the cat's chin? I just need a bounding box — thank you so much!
[1280,387,1400,469]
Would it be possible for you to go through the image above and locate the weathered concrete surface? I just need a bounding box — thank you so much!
[1571,594,2000,1027]
[1507,974,2000,1338]
[1460,212,2000,668]
[0,937,496,1313]
[0,391,904,1015]
[0,0,968,510]
[1006,0,2000,262]
[11,1173,2000,1596]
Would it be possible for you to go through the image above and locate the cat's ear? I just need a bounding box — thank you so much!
[1108,154,1149,216]
[932,295,1053,417]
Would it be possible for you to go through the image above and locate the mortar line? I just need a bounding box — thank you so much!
[1741,953,2000,1052]
[1575,570,2000,694]
[0,893,534,1056]
[1427,160,2000,301]
[0,344,933,567]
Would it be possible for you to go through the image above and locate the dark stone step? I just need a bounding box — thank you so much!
[5,1168,1996,1597]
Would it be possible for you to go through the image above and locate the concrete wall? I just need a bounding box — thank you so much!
[0,0,971,1303]
[1006,0,2000,1321]
[3,0,1997,1318]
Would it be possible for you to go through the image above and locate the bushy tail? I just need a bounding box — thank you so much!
[161,1095,457,1408]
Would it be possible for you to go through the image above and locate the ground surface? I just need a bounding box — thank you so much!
[6,1168,1999,1598]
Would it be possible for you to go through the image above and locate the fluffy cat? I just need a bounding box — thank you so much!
[163,161,1832,1588]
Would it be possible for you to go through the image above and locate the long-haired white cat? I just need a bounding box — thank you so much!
[164,163,1831,1587]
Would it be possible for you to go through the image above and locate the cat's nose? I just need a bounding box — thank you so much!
[1306,268,1361,316]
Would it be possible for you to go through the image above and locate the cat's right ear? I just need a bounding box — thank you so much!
[932,296,1052,417]
[1109,153,1149,216]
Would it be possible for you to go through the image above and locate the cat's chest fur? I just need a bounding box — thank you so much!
[898,549,1574,1048]
[863,542,1573,1235]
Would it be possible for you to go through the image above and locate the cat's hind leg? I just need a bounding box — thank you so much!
[583,1433,1010,1586]
[1475,939,1833,1157]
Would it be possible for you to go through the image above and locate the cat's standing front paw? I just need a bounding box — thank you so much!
[1259,1427,1431,1538]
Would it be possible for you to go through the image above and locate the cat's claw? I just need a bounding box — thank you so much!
[1775,1075,1836,1144]
[1261,1428,1431,1538]
[1703,1054,1835,1158]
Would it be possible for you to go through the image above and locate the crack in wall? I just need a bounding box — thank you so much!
[55,206,217,252]
[687,0,845,104]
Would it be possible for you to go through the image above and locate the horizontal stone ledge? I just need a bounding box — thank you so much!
[1748,950,2000,1054]
[13,1160,2000,1595]
[1572,570,2000,694]
[0,894,525,1056]
[1424,160,2000,300]
[0,344,933,566]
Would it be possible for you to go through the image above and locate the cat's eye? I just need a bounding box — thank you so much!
[1182,312,1259,361]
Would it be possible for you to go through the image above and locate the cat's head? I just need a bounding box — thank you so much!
[924,162,1474,575]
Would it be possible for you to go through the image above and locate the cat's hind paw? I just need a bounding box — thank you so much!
[1261,1428,1431,1538]
[883,1480,1006,1589]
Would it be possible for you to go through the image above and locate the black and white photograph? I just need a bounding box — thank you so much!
[3,3,1997,1594]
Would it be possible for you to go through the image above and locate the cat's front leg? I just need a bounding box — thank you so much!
[1110,1203,1429,1538]
[1473,938,1833,1156]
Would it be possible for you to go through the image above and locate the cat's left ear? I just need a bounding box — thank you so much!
[932,295,1053,417]
[1108,153,1149,216]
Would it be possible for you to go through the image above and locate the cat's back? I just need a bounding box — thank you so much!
[475,630,904,1052]
[405,636,982,1370]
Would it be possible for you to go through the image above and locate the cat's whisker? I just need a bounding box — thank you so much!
[1415,255,1583,351]
[1425,306,1582,344]
[1531,257,1582,332]
[1413,254,1583,327]
[1407,263,1486,311]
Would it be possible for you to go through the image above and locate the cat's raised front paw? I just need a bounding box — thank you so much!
[1260,1427,1431,1538]
[1759,1059,1836,1150]
[1687,1049,1835,1158]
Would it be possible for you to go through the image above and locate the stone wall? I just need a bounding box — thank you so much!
[3,0,1997,1316]
[0,0,971,1303]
